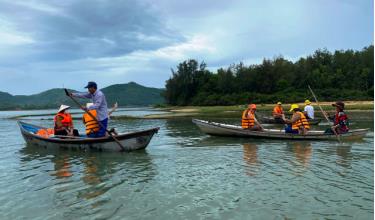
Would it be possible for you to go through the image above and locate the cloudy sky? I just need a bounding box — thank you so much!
[0,0,373,95]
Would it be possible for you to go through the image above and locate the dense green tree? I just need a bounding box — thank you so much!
[164,45,374,106]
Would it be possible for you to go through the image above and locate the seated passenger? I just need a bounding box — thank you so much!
[284,104,310,135]
[54,105,79,136]
[272,101,284,122]
[82,103,101,138]
[241,104,264,131]
[303,99,314,119]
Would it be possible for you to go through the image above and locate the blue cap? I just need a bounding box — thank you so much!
[84,81,97,89]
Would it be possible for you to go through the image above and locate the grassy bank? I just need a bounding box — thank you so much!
[115,101,373,119]
[10,101,373,120]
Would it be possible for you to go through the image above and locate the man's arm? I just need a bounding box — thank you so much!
[72,92,91,99]
[87,93,104,110]
[254,117,264,130]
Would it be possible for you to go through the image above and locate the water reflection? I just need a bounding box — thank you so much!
[53,156,73,178]
[18,145,157,208]
[286,142,313,169]
[336,145,352,168]
[242,143,259,176]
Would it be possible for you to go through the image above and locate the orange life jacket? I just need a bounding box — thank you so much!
[83,110,100,135]
[36,128,54,138]
[242,109,255,128]
[273,106,283,115]
[292,112,310,130]
[54,112,73,130]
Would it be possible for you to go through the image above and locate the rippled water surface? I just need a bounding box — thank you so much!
[0,109,373,219]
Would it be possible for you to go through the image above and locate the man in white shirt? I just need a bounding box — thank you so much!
[304,99,314,119]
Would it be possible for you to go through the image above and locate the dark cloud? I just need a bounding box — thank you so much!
[0,0,183,61]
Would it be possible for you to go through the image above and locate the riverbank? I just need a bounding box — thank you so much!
[113,101,374,119]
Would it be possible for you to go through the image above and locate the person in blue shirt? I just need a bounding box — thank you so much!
[69,82,109,137]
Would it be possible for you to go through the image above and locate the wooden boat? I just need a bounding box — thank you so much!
[18,121,159,152]
[260,116,321,125]
[192,119,368,141]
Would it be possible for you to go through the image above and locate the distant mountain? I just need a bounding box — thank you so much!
[102,82,164,106]
[0,82,164,110]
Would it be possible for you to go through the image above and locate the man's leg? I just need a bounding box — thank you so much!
[97,118,108,137]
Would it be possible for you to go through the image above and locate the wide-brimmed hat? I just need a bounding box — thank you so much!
[277,101,282,105]
[289,104,299,112]
[58,105,70,113]
[305,99,311,105]
[332,101,345,110]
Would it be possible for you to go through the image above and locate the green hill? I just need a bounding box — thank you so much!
[102,82,164,106]
[0,82,164,110]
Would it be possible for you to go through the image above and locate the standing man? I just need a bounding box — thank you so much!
[69,82,109,137]
[304,99,314,119]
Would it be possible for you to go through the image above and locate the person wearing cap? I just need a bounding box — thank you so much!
[82,103,100,137]
[241,104,264,131]
[327,101,349,134]
[284,104,310,134]
[303,99,314,119]
[69,82,109,137]
[54,105,79,136]
[272,101,284,122]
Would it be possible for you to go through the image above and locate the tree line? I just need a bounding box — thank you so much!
[164,45,374,106]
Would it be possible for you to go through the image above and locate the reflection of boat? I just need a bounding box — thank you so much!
[18,121,159,152]
[19,144,157,202]
[260,116,321,125]
[193,119,369,140]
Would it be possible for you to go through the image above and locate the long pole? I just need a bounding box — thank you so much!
[64,89,126,151]
[308,85,341,143]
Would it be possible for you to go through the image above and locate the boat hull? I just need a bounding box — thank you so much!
[18,121,159,152]
[192,119,368,141]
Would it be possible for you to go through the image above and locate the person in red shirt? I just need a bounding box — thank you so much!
[330,101,349,134]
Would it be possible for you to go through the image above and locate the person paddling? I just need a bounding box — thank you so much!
[54,105,79,136]
[241,104,264,131]
[67,82,109,137]
[325,101,349,134]
[284,104,310,135]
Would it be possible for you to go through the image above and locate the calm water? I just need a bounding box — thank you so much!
[0,109,373,219]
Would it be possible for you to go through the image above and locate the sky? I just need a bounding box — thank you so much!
[0,0,373,95]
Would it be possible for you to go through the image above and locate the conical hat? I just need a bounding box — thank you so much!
[58,105,70,112]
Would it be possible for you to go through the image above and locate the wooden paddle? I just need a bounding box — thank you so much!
[64,89,126,151]
[308,85,341,143]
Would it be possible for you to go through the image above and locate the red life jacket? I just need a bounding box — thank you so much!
[54,112,73,131]
[334,112,349,133]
